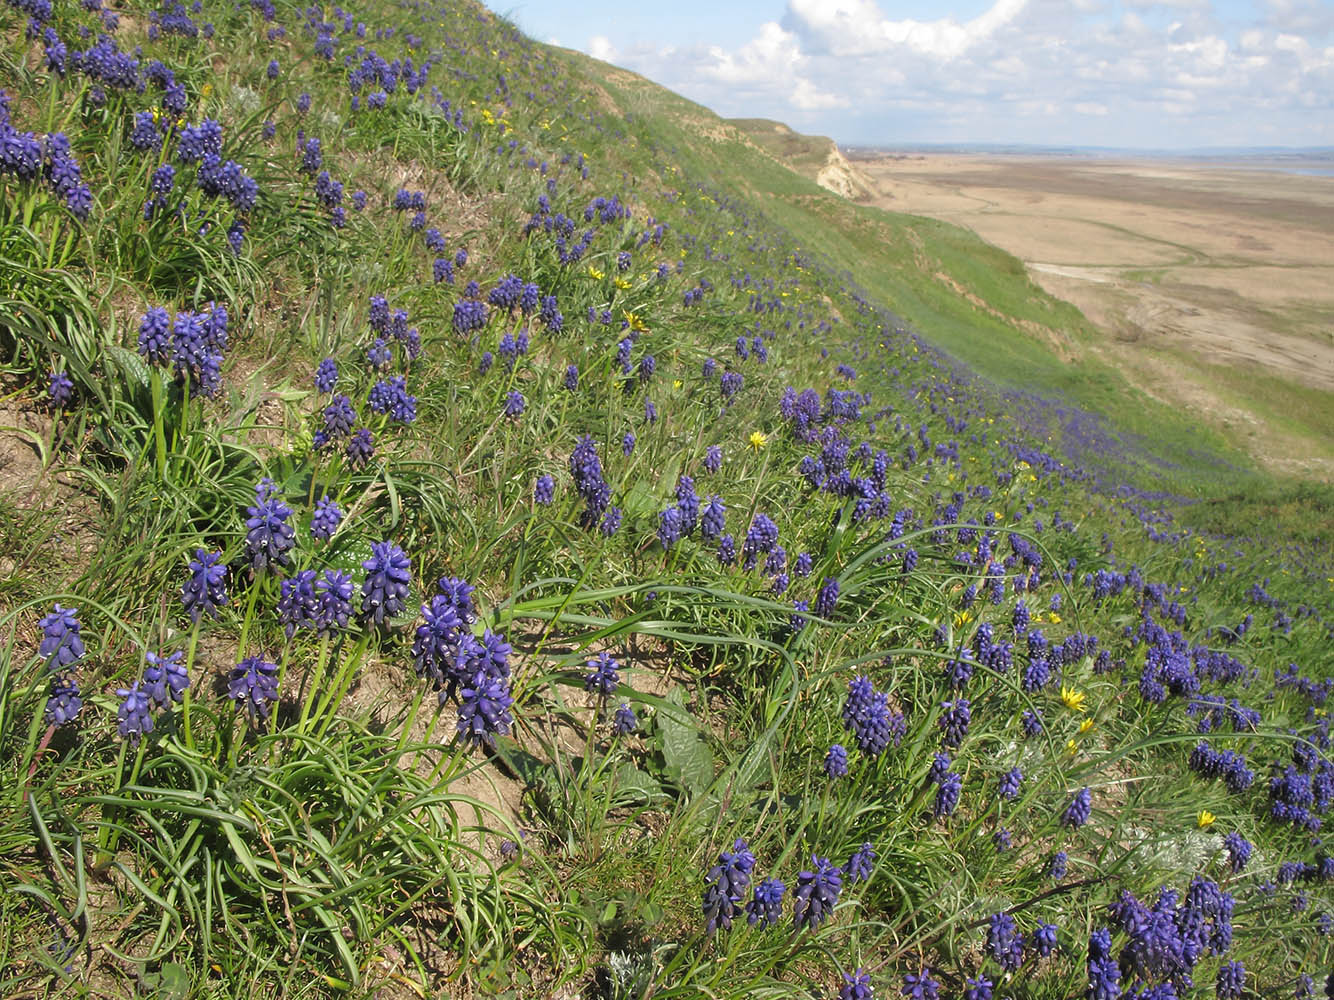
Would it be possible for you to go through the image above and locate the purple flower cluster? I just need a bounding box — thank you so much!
[701,838,755,934]
[137,303,229,398]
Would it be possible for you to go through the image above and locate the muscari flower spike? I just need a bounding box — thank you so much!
[745,877,785,929]
[839,969,873,1000]
[792,854,841,931]
[456,670,514,747]
[244,478,295,573]
[613,701,637,735]
[181,549,228,622]
[360,540,411,626]
[315,570,354,633]
[845,842,876,883]
[116,682,154,743]
[701,839,755,935]
[584,651,620,697]
[310,494,343,541]
[38,604,85,670]
[825,743,849,778]
[44,674,82,727]
[228,656,278,723]
[143,650,188,706]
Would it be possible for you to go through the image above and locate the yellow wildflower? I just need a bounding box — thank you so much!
[748,430,768,453]
[1198,810,1215,828]
[1066,739,1079,756]
[1061,685,1087,714]
[586,265,604,280]
[1078,717,1096,735]
[673,379,683,390]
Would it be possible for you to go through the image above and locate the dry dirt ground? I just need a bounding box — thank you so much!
[852,153,1334,479]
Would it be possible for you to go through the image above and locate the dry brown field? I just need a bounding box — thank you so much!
[851,152,1334,479]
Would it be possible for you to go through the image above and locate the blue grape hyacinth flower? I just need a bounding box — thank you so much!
[456,670,514,747]
[310,494,343,541]
[360,541,411,626]
[228,656,279,724]
[116,682,154,743]
[181,549,228,622]
[143,650,189,706]
[584,651,620,697]
[613,701,637,735]
[792,854,841,931]
[38,604,85,670]
[244,478,295,573]
[44,674,82,727]
[746,877,785,928]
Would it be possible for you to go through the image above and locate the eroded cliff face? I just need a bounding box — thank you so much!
[816,143,875,201]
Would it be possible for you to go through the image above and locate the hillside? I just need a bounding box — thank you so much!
[0,0,1331,997]
[726,117,874,202]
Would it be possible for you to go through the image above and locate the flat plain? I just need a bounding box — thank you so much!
[850,152,1334,479]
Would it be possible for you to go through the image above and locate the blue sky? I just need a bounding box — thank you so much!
[510,0,1333,148]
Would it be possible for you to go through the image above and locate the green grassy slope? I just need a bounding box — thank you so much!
[554,52,1277,499]
[0,1,1330,997]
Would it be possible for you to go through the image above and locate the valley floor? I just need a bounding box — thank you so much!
[851,152,1334,480]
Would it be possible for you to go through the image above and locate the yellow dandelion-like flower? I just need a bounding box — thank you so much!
[672,379,683,390]
[200,82,213,98]
[1049,612,1062,624]
[586,265,604,281]
[1198,810,1215,828]
[1066,738,1079,756]
[954,610,973,628]
[748,430,768,453]
[613,277,631,290]
[1061,685,1087,714]
[1078,717,1096,735]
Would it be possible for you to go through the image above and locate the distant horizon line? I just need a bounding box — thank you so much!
[838,142,1334,160]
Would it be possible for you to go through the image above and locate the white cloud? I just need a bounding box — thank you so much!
[573,0,1334,147]
[785,0,1030,60]
[701,22,803,85]
[587,35,617,62]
